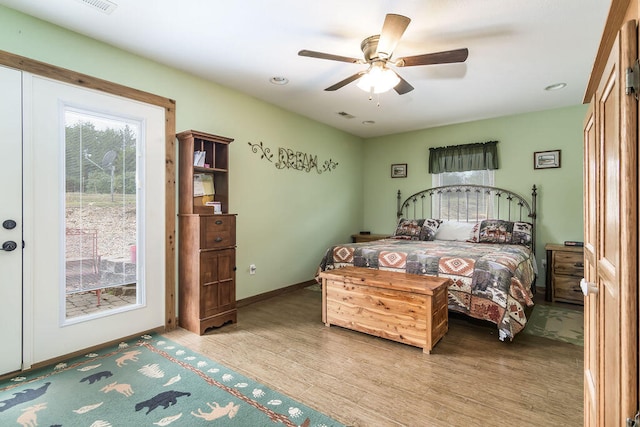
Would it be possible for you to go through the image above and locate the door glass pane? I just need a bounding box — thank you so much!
[64,109,140,320]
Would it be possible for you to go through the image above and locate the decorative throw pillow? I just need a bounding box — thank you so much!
[393,218,442,241]
[421,218,442,241]
[477,219,513,244]
[467,222,481,243]
[510,221,533,246]
[393,218,426,240]
[475,220,533,246]
[435,221,477,241]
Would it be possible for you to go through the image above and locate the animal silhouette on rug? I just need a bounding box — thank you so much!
[191,401,240,420]
[80,371,113,384]
[0,382,50,412]
[135,390,191,414]
[16,402,47,427]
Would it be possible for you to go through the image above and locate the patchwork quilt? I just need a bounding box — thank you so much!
[317,239,535,341]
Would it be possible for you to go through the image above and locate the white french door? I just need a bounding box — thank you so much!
[22,74,166,366]
[0,65,23,375]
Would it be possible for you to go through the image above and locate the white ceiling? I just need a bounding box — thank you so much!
[0,0,610,138]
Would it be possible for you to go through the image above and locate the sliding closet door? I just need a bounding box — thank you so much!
[0,65,23,375]
[22,74,166,365]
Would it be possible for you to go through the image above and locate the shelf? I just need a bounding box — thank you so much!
[177,130,233,215]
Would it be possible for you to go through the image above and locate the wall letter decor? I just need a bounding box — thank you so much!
[248,141,338,174]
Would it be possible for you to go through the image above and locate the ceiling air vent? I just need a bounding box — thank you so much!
[76,0,118,14]
[337,111,355,119]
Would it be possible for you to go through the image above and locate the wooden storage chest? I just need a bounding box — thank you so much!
[318,266,450,353]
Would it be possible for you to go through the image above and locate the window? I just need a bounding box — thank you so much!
[431,170,495,220]
[432,169,494,187]
[64,108,141,319]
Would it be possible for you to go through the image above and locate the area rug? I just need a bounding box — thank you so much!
[0,335,344,427]
[523,304,584,346]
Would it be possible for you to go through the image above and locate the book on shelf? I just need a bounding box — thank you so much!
[193,174,215,197]
[205,201,222,214]
[193,150,206,167]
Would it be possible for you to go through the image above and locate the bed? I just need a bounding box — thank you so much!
[317,184,538,341]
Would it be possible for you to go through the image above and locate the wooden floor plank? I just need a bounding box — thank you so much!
[164,288,583,426]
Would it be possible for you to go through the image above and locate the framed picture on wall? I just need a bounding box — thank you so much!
[391,163,408,178]
[533,150,561,169]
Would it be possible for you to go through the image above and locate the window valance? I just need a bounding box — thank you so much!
[428,140,499,174]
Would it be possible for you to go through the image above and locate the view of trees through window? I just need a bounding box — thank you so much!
[431,170,495,220]
[64,110,139,318]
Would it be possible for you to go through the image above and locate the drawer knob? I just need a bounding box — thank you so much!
[215,237,223,242]
[580,278,598,296]
[215,220,223,225]
[575,262,584,268]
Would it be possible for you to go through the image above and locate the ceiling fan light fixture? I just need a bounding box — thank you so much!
[356,64,400,94]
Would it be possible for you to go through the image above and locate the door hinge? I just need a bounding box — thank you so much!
[625,59,640,100]
[627,411,640,427]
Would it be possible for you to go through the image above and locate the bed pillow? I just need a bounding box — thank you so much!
[510,221,533,246]
[435,221,477,241]
[393,218,425,240]
[393,218,442,241]
[475,219,533,246]
[421,218,442,241]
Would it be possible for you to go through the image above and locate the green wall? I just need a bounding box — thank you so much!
[1,5,587,297]
[0,5,364,300]
[362,105,587,277]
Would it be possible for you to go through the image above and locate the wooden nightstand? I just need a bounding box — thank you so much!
[351,233,390,243]
[545,243,584,305]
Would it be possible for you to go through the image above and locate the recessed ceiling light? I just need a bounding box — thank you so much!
[270,76,289,85]
[362,120,375,125]
[544,82,567,91]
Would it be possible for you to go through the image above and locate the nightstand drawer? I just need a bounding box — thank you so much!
[553,251,584,276]
[553,275,584,304]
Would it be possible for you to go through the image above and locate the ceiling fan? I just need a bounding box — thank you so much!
[298,13,468,95]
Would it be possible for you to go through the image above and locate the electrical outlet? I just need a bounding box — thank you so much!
[249,264,256,275]
[541,259,547,269]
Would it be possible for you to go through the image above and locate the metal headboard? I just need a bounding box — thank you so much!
[397,184,538,253]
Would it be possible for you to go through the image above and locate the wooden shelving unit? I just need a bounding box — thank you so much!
[177,130,237,334]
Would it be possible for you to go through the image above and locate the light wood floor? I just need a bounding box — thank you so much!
[164,287,583,427]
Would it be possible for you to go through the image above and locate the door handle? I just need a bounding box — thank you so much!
[580,278,598,296]
[2,241,17,252]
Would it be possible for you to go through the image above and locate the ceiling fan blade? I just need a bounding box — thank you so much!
[394,74,414,95]
[396,48,469,67]
[325,71,367,91]
[298,49,362,64]
[376,14,411,59]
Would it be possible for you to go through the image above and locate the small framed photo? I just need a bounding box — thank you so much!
[391,163,408,178]
[534,150,561,169]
